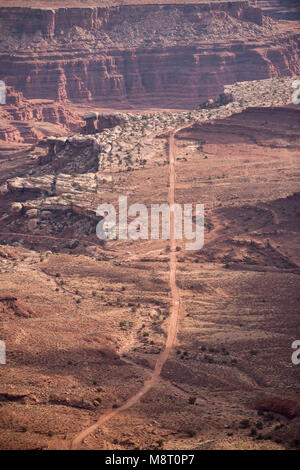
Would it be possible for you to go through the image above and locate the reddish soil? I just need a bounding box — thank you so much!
[0,102,299,450]
[0,0,299,452]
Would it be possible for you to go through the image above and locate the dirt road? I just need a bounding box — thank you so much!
[70,132,181,449]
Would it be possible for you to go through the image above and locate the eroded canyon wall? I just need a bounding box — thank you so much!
[0,2,299,109]
[0,3,263,37]
[2,41,299,108]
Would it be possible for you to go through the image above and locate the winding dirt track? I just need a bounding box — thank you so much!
[70,132,180,449]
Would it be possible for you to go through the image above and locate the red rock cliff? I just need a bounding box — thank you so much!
[0,2,299,108]
[0,3,263,38]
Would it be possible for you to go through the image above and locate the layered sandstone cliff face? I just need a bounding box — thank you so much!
[257,0,300,20]
[0,3,264,38]
[0,87,82,144]
[0,1,299,111]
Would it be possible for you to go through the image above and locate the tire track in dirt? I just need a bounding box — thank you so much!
[70,132,181,449]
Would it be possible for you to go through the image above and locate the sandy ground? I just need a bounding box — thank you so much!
[0,103,299,450]
[69,132,181,449]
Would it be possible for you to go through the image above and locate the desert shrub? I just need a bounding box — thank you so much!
[240,419,251,429]
[264,413,274,422]
[250,350,258,356]
[186,429,197,437]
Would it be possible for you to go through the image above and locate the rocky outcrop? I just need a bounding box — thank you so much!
[198,91,234,109]
[82,112,127,134]
[0,87,82,144]
[0,75,298,250]
[0,124,24,143]
[257,0,300,20]
[176,104,300,150]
